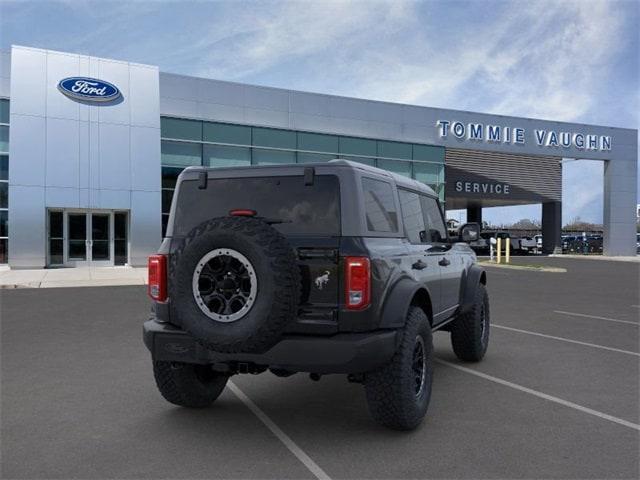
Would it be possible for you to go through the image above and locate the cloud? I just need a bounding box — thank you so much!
[167,0,634,131]
[1,0,636,224]
[190,1,418,81]
[477,1,625,121]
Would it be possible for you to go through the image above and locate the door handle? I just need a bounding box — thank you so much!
[438,257,450,267]
[412,260,427,270]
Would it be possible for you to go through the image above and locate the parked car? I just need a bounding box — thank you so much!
[467,236,489,253]
[534,234,543,254]
[519,237,537,254]
[143,160,490,430]
[563,234,603,254]
[562,235,578,253]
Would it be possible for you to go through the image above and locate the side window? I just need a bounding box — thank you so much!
[362,177,398,233]
[420,196,447,243]
[398,189,426,244]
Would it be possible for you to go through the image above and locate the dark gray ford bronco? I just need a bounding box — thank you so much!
[143,160,489,430]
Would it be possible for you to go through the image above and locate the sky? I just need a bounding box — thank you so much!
[1,0,638,225]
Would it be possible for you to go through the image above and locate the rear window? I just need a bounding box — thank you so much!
[173,175,340,236]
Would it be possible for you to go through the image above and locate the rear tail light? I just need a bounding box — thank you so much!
[344,256,370,310]
[148,254,168,302]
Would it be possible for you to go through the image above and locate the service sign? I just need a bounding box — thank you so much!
[454,180,511,195]
[58,77,121,102]
[436,120,612,152]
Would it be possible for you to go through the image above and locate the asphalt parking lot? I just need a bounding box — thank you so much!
[1,257,639,479]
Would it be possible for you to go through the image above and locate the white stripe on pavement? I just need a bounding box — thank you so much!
[228,381,331,480]
[554,310,639,326]
[436,359,640,432]
[493,324,640,357]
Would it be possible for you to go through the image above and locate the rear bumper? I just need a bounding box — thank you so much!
[143,319,398,374]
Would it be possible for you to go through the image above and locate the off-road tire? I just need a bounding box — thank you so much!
[364,307,433,430]
[170,217,300,354]
[450,283,490,362]
[153,361,228,408]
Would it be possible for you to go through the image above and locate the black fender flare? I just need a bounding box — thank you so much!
[459,264,487,314]
[379,278,433,329]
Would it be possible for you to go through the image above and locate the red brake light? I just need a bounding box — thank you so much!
[345,256,370,310]
[148,254,167,302]
[229,209,257,217]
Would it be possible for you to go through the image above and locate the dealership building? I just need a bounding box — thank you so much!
[0,45,637,268]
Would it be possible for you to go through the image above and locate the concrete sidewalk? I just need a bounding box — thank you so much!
[0,266,148,289]
[549,254,640,263]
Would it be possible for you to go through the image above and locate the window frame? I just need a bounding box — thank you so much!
[0,99,8,263]
[360,175,401,236]
[397,188,428,245]
[203,143,251,168]
[0,98,9,125]
[420,194,449,245]
[160,139,203,167]
[160,117,202,141]
[377,158,413,179]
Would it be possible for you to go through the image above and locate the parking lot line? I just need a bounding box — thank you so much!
[435,359,640,432]
[228,381,331,480]
[554,310,639,326]
[492,324,640,357]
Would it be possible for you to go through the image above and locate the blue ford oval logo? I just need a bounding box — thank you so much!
[58,77,121,102]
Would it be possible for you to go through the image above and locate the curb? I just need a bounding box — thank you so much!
[479,262,567,273]
[0,283,40,289]
[0,279,146,289]
[549,254,640,263]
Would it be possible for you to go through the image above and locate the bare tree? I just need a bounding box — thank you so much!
[510,218,541,230]
[563,216,603,232]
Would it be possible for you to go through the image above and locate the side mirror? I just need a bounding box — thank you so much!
[430,229,443,243]
[459,223,480,243]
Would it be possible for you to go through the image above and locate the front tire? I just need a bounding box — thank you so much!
[450,283,490,362]
[153,361,229,408]
[364,307,433,430]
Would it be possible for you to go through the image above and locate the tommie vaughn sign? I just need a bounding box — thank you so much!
[57,77,121,102]
[436,120,612,152]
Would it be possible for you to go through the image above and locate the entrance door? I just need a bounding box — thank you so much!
[67,213,89,266]
[90,213,112,267]
[47,210,129,267]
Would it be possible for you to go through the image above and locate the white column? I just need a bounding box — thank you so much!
[603,155,637,256]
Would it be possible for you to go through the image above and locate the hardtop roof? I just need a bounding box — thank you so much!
[183,158,438,198]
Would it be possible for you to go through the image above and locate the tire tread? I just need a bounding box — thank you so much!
[153,361,228,408]
[450,283,490,362]
[364,307,433,430]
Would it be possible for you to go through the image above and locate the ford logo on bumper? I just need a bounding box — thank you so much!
[58,77,121,102]
[163,342,191,355]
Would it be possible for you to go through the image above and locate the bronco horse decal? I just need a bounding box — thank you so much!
[314,271,331,290]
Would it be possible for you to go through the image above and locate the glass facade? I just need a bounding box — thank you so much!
[0,99,8,263]
[160,116,445,235]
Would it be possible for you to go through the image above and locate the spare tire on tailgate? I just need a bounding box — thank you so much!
[170,216,301,353]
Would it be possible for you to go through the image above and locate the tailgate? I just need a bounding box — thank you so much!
[288,237,340,334]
